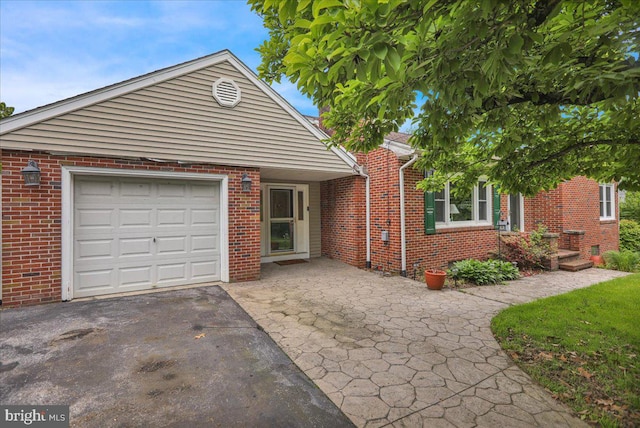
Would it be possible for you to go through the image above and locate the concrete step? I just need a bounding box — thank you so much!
[559,259,594,272]
[558,249,581,260]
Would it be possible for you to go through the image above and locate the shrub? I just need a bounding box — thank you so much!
[620,219,640,253]
[449,259,520,285]
[620,191,640,222]
[499,225,553,270]
[603,250,640,272]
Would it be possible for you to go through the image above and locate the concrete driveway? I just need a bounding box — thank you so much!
[223,258,627,427]
[0,286,353,427]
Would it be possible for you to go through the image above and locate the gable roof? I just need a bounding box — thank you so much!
[0,50,357,180]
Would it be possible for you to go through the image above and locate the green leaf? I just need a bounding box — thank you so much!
[373,43,388,60]
[508,34,524,54]
[386,46,401,72]
[312,0,343,18]
[294,19,312,29]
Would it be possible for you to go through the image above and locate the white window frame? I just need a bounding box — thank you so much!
[436,180,493,228]
[599,183,615,220]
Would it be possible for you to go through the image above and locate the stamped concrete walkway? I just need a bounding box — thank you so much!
[223,258,628,427]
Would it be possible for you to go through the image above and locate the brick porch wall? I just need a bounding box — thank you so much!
[1,150,260,307]
[320,175,366,267]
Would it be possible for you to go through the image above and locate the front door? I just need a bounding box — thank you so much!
[261,184,309,261]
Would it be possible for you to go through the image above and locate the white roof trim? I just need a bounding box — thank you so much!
[0,50,358,172]
[383,139,418,158]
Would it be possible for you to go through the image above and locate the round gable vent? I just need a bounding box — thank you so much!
[212,78,241,108]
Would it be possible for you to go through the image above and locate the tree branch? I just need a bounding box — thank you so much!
[525,139,640,169]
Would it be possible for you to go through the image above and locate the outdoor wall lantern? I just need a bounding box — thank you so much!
[241,173,252,192]
[21,160,41,186]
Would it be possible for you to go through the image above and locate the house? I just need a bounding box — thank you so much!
[0,51,360,306]
[0,51,618,307]
[321,132,619,275]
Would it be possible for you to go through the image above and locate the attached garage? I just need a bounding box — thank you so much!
[62,168,228,300]
[0,51,356,307]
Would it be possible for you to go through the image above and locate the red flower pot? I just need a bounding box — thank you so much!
[425,269,446,290]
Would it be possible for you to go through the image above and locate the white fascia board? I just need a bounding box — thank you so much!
[383,139,419,159]
[0,51,235,134]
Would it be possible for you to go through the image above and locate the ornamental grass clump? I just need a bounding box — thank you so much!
[603,250,640,272]
[449,259,520,286]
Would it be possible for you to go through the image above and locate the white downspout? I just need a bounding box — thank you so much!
[356,166,371,268]
[399,154,418,277]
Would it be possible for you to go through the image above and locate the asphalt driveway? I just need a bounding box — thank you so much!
[0,286,353,427]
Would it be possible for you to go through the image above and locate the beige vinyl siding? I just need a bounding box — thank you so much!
[1,61,352,175]
[309,182,321,258]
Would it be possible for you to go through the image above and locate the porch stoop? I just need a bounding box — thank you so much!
[558,249,594,271]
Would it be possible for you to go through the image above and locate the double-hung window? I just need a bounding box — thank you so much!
[435,180,492,227]
[599,183,615,220]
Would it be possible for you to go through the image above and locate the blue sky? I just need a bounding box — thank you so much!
[0,0,318,116]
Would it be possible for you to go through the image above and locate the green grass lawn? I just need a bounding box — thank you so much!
[491,274,640,427]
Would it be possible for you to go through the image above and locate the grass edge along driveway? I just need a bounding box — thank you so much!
[491,273,639,427]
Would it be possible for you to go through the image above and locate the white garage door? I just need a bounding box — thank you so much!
[73,176,221,298]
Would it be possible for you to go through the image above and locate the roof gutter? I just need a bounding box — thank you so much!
[399,154,419,277]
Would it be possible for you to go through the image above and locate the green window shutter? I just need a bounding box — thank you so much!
[493,186,501,228]
[424,191,436,235]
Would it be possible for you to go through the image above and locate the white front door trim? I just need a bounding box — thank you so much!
[260,183,310,263]
[61,166,229,301]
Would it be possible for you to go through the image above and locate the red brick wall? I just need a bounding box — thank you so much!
[326,147,500,274]
[559,177,618,258]
[1,150,260,307]
[367,149,402,272]
[320,175,366,267]
[525,187,564,234]
[403,167,498,272]
[321,148,619,273]
[523,177,618,258]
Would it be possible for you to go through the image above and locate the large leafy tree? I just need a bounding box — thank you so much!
[250,0,640,195]
[0,102,14,119]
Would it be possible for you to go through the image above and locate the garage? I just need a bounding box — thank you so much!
[72,175,221,298]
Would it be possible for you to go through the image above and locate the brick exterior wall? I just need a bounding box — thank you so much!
[320,175,366,267]
[368,149,402,272]
[403,166,499,272]
[525,176,618,258]
[321,147,500,274]
[1,150,260,307]
[525,187,563,233]
[320,146,618,275]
